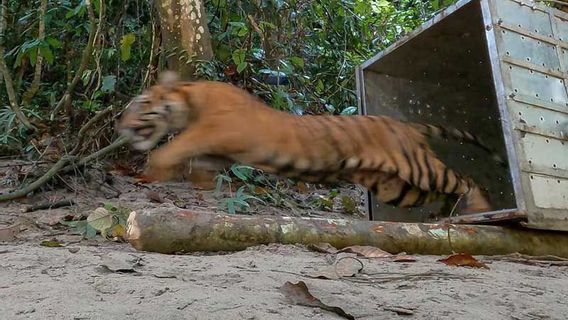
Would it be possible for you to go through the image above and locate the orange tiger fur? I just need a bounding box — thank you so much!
[117,71,495,214]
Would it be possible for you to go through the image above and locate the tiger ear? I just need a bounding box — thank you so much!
[158,70,180,88]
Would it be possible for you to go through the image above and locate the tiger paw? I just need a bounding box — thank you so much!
[133,174,155,184]
[141,166,176,182]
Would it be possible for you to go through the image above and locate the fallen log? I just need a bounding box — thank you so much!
[126,207,568,257]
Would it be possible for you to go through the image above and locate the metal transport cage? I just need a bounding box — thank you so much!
[355,0,568,231]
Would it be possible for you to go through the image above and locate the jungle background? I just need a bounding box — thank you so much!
[0,0,457,223]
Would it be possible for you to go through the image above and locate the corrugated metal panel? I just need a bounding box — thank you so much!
[356,0,568,230]
[489,0,568,229]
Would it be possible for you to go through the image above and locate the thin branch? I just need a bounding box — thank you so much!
[21,0,47,107]
[141,17,159,90]
[22,199,76,213]
[62,136,129,173]
[69,106,114,155]
[0,155,76,202]
[50,0,97,119]
[88,0,105,98]
[0,0,34,129]
[0,136,128,202]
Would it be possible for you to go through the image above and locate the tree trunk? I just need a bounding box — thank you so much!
[126,208,568,257]
[155,0,213,78]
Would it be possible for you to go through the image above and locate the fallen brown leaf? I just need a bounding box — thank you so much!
[110,162,138,177]
[296,181,309,193]
[307,242,338,254]
[439,253,489,269]
[392,255,417,263]
[339,245,392,258]
[253,186,269,195]
[279,281,355,320]
[224,64,237,77]
[310,257,364,280]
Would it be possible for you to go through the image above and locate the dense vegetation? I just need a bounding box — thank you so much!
[0,0,456,156]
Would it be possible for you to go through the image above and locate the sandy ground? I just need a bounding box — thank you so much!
[1,160,568,319]
[1,242,568,320]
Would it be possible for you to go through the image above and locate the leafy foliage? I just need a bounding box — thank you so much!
[1,0,452,153]
[1,0,155,154]
[60,203,130,240]
[204,0,447,115]
[1,0,455,215]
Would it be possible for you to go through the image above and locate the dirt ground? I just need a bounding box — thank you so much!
[1,159,568,320]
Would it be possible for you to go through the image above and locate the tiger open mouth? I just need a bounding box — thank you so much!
[134,125,155,139]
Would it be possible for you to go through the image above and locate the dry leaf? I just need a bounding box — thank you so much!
[110,162,138,177]
[310,257,364,280]
[392,255,417,262]
[224,64,237,77]
[87,208,113,232]
[339,245,392,258]
[40,239,63,247]
[296,181,309,193]
[253,186,269,195]
[279,281,355,320]
[111,224,126,238]
[438,253,489,269]
[307,242,338,254]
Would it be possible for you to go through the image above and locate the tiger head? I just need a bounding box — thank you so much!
[116,71,190,151]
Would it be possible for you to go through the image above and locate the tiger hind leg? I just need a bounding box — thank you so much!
[352,171,491,214]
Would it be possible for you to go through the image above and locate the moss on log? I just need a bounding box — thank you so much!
[126,207,568,257]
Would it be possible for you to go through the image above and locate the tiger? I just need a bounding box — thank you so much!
[116,71,505,214]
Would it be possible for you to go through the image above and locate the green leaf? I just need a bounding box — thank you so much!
[39,46,54,64]
[40,240,63,247]
[237,61,248,73]
[212,0,226,7]
[29,49,38,66]
[120,33,136,62]
[340,106,358,115]
[101,75,116,93]
[233,199,250,209]
[20,39,41,53]
[215,44,232,61]
[66,0,86,19]
[15,52,23,67]
[103,203,117,212]
[85,224,97,238]
[316,79,324,94]
[289,56,305,68]
[226,199,236,214]
[231,49,246,65]
[229,22,246,28]
[87,207,114,232]
[46,37,62,48]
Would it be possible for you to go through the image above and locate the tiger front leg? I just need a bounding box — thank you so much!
[142,129,227,182]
